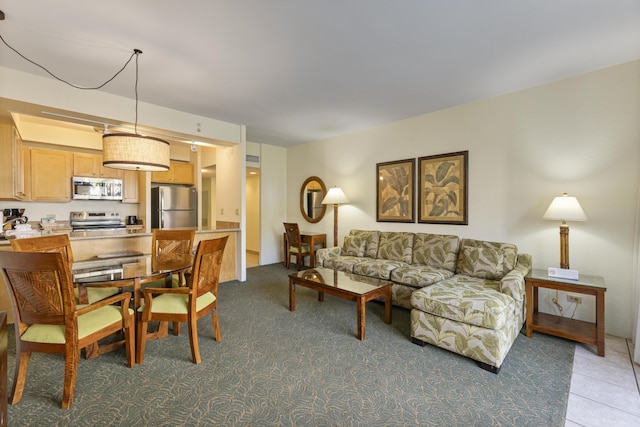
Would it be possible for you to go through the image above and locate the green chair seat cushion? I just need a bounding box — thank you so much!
[21,305,132,344]
[141,275,183,289]
[138,291,216,314]
[289,244,310,254]
[74,287,121,304]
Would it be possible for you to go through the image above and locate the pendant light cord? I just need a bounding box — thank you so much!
[0,34,138,90]
[134,48,141,134]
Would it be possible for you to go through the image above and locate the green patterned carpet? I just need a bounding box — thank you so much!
[6,263,574,426]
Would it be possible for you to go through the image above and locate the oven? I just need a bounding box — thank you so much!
[70,211,126,231]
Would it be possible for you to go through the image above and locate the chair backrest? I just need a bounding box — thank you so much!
[9,233,74,264]
[189,236,228,298]
[283,222,302,249]
[151,229,196,265]
[0,251,76,328]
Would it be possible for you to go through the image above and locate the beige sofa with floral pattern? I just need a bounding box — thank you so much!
[315,229,532,373]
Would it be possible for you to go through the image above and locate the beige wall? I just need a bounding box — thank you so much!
[286,60,640,338]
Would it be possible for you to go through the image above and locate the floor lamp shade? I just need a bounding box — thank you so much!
[543,193,587,269]
[103,133,170,172]
[322,187,350,247]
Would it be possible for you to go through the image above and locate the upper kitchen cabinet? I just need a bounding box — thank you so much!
[151,160,194,185]
[73,152,123,179]
[30,147,73,202]
[0,123,26,200]
[121,170,139,203]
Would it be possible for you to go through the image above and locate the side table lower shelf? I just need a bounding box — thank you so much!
[530,312,599,346]
[525,269,606,357]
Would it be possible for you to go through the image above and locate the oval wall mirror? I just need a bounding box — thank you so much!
[299,176,327,223]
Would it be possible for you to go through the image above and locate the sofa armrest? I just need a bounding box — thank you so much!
[499,253,532,303]
[316,246,342,267]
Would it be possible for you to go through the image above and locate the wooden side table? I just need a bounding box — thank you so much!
[525,268,606,356]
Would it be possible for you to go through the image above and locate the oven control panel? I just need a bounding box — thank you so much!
[70,211,121,221]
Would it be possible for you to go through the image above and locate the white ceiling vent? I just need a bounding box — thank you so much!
[246,155,259,163]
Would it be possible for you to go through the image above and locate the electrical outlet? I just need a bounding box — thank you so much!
[567,295,582,304]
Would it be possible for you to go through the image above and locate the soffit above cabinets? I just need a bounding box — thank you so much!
[0,97,236,150]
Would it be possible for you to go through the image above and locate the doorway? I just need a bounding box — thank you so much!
[246,167,260,267]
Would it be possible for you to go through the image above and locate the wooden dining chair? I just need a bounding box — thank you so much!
[136,236,228,365]
[0,251,135,409]
[143,229,196,336]
[9,234,120,304]
[283,222,311,270]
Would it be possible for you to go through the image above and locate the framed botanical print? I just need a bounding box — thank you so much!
[376,158,415,222]
[418,151,468,225]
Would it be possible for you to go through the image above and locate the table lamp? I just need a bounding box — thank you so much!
[322,187,350,247]
[543,193,587,269]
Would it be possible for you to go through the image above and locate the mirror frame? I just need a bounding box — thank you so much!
[299,176,327,223]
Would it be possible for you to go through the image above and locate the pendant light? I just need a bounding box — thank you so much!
[102,49,170,171]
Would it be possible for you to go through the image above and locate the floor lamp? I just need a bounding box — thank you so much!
[543,193,587,269]
[322,187,350,247]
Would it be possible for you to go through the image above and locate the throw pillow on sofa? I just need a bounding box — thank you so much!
[343,235,367,257]
[457,246,505,280]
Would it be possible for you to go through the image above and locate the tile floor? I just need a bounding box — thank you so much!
[565,335,640,426]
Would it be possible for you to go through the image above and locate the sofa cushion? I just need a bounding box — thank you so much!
[411,275,515,330]
[456,239,518,279]
[322,256,366,273]
[377,232,414,263]
[346,230,380,258]
[352,259,407,280]
[457,246,504,280]
[412,233,460,272]
[342,235,367,257]
[390,265,455,288]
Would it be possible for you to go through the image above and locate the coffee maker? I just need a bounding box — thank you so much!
[2,208,28,231]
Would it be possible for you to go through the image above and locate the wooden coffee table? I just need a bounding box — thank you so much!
[288,267,392,340]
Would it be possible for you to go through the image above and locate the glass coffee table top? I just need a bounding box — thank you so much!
[289,267,392,294]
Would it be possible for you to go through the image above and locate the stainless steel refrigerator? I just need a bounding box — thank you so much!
[307,189,323,220]
[151,186,197,229]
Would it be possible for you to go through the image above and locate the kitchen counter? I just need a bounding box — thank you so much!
[0,227,240,246]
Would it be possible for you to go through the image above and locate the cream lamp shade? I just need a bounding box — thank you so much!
[103,133,170,172]
[322,187,350,247]
[543,193,586,269]
[321,187,350,205]
[543,193,587,223]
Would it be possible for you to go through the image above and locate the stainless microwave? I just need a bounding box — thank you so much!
[72,176,123,201]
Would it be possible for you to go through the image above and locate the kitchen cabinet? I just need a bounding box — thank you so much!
[0,123,25,200]
[22,146,31,201]
[122,170,139,203]
[73,152,123,179]
[30,147,73,202]
[151,161,194,185]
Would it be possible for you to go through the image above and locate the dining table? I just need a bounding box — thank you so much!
[72,253,192,358]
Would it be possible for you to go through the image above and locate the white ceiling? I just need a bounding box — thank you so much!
[0,1,639,147]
